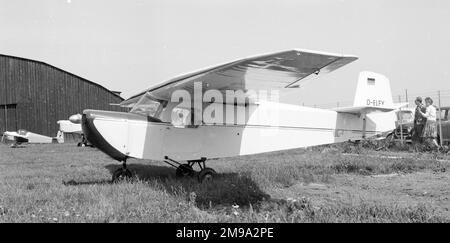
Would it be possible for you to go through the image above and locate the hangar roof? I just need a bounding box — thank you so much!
[0,53,123,101]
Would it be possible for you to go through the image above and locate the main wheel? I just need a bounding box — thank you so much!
[112,168,133,182]
[176,164,194,178]
[198,168,216,183]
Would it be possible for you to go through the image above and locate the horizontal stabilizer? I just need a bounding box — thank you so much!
[334,106,395,114]
[334,101,409,114]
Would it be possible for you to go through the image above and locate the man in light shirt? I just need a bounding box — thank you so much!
[412,97,426,151]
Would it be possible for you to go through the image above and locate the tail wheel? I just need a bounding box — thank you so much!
[176,164,194,178]
[198,168,216,183]
[112,168,133,182]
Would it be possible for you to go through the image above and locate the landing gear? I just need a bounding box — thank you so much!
[175,164,194,178]
[112,160,133,182]
[164,156,216,183]
[198,167,216,183]
[77,135,91,147]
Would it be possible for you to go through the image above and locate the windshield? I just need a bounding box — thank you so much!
[438,109,449,121]
[129,92,162,117]
[397,111,413,121]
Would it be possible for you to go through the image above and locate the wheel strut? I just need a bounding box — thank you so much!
[112,159,132,182]
[164,156,215,182]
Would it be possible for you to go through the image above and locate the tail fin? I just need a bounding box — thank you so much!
[334,71,398,114]
[335,71,400,139]
[353,71,393,109]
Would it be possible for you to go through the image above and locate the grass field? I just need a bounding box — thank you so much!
[1,143,449,223]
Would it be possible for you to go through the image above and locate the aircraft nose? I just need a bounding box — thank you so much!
[81,111,128,161]
[69,114,82,124]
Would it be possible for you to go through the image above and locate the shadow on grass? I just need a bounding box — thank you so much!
[63,179,111,186]
[105,163,177,180]
[103,163,270,209]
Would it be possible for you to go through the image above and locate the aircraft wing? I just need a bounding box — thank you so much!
[122,49,357,105]
[3,131,25,138]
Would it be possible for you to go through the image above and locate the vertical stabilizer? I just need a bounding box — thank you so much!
[353,71,394,109]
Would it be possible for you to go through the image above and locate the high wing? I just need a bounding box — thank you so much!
[121,49,357,106]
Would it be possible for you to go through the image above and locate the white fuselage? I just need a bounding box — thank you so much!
[86,101,395,161]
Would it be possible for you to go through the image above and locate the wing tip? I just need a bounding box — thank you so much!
[292,48,358,59]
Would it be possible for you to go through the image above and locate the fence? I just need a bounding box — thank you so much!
[305,89,450,146]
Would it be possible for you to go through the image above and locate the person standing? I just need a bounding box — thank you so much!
[418,97,440,150]
[412,97,426,151]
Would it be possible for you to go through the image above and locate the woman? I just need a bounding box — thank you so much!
[418,97,440,150]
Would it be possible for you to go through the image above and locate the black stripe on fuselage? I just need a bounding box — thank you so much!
[82,114,128,162]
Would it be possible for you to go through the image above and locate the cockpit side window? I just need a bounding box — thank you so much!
[442,109,449,121]
[171,107,190,127]
[170,107,202,127]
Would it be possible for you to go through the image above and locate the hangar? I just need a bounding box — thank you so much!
[0,54,125,137]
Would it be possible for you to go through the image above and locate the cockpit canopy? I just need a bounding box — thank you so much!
[120,92,164,118]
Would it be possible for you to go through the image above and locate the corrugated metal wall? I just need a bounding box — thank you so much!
[0,54,125,137]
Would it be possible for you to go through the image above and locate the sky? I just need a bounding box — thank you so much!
[1,0,450,107]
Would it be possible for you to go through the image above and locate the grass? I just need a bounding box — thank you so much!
[0,142,449,223]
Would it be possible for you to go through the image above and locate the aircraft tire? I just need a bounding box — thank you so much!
[112,168,133,182]
[176,164,194,178]
[198,168,216,183]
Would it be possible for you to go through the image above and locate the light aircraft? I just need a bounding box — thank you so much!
[2,129,63,146]
[81,49,402,182]
[59,114,83,135]
[59,114,91,147]
[2,114,85,147]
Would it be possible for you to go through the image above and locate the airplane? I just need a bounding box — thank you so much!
[59,114,91,147]
[81,49,402,183]
[2,114,85,147]
[2,129,63,147]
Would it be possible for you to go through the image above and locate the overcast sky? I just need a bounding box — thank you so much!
[1,0,449,106]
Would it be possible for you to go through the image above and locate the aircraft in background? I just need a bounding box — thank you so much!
[81,49,404,182]
[2,129,63,147]
[60,114,91,147]
[2,114,88,147]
